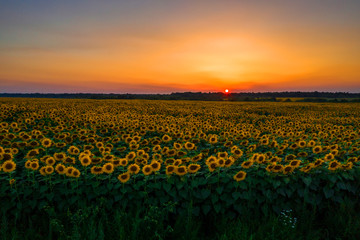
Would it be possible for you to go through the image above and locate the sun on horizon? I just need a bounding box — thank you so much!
[1,1,360,93]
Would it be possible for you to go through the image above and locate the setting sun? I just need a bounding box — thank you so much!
[225,89,229,93]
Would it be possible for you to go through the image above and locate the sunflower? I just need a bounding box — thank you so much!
[45,166,54,175]
[174,142,182,150]
[39,166,47,176]
[260,138,269,145]
[9,179,16,185]
[126,152,136,161]
[2,160,16,172]
[184,142,195,150]
[150,160,161,172]
[283,165,294,174]
[328,160,340,171]
[232,148,243,158]
[342,162,353,170]
[64,156,76,165]
[142,165,153,176]
[71,168,81,178]
[313,159,324,168]
[187,164,201,174]
[54,152,66,161]
[25,160,32,169]
[192,153,203,162]
[68,146,80,155]
[217,152,228,159]
[285,154,296,162]
[91,157,102,165]
[166,165,175,175]
[175,165,187,176]
[30,161,40,170]
[162,134,172,142]
[118,172,131,183]
[216,158,226,167]
[266,164,275,172]
[269,157,281,164]
[80,155,91,166]
[102,162,114,174]
[224,157,235,168]
[41,138,52,148]
[233,171,247,182]
[241,160,253,169]
[165,158,175,165]
[208,135,218,144]
[255,154,266,164]
[65,166,75,177]
[300,164,314,173]
[91,166,103,175]
[26,149,39,159]
[127,164,140,174]
[312,146,322,154]
[45,157,56,166]
[152,145,161,152]
[207,162,218,172]
[272,164,284,173]
[307,140,316,147]
[96,142,104,148]
[173,159,182,166]
[289,160,301,168]
[55,164,66,174]
[324,153,335,161]
[205,156,217,165]
[298,141,306,148]
[55,142,67,148]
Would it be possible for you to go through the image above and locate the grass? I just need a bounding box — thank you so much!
[1,201,360,240]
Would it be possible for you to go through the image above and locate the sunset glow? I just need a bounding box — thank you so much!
[1,1,360,93]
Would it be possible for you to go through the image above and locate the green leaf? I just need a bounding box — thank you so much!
[303,177,312,186]
[213,203,221,213]
[40,185,48,193]
[272,180,281,189]
[191,180,199,188]
[46,192,54,201]
[202,204,211,215]
[283,177,291,184]
[179,189,188,199]
[238,181,247,190]
[215,186,224,195]
[242,191,251,200]
[163,182,171,192]
[232,192,241,200]
[192,206,200,216]
[336,181,346,190]
[211,194,219,204]
[201,189,211,200]
[323,187,334,199]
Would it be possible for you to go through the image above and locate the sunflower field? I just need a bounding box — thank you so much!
[1,98,360,239]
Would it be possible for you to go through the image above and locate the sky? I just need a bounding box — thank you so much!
[1,0,360,93]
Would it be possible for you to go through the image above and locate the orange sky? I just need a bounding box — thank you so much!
[1,1,360,93]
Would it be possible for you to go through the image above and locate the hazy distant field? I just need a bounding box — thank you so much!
[1,98,360,239]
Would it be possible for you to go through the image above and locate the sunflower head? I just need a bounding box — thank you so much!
[55,164,66,174]
[142,165,153,176]
[2,160,16,173]
[102,163,114,174]
[187,164,200,174]
[118,172,131,183]
[127,164,140,174]
[166,165,176,175]
[233,171,247,182]
[175,166,187,176]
